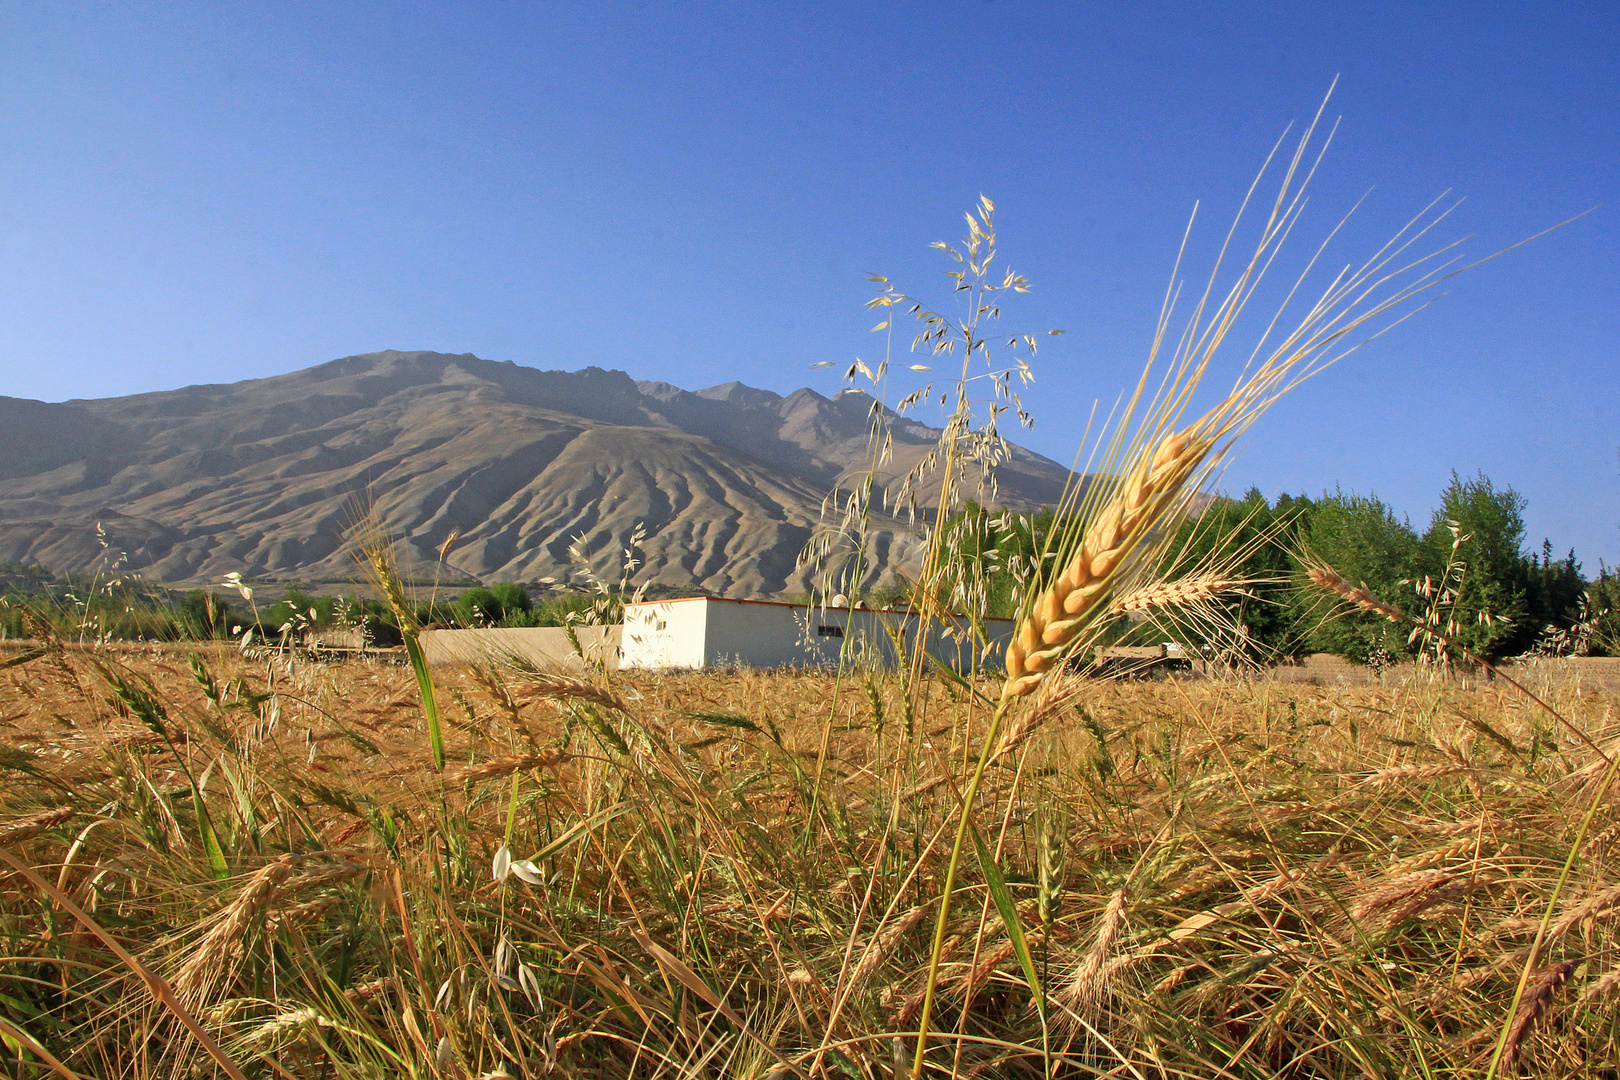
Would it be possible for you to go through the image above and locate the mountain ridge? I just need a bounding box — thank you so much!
[0,350,1078,596]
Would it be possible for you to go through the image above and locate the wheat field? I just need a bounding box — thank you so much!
[1,640,1618,1078]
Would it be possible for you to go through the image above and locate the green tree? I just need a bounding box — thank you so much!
[1589,565,1620,656]
[264,588,337,636]
[176,590,231,639]
[1590,447,1620,654]
[1299,489,1423,663]
[454,586,501,626]
[1526,541,1585,643]
[1155,488,1311,660]
[1420,472,1531,660]
[450,583,534,626]
[490,582,532,620]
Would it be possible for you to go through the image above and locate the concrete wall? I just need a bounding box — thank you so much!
[702,600,849,668]
[418,625,620,672]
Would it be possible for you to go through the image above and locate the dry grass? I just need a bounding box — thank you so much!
[1,643,1619,1078]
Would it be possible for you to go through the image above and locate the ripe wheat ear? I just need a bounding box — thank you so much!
[1003,424,1212,699]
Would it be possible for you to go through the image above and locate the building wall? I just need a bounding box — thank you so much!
[702,601,854,668]
[620,598,709,670]
[918,613,1016,672]
[622,597,1015,673]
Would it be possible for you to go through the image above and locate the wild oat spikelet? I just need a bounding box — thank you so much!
[1003,427,1211,700]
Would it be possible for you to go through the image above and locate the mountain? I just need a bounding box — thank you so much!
[0,351,1078,596]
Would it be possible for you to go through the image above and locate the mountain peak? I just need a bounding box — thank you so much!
[695,380,782,408]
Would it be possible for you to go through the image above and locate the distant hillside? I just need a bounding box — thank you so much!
[0,351,1078,596]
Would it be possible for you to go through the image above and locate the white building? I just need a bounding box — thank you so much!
[619,596,1014,673]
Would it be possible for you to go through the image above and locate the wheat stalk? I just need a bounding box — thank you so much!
[1036,811,1064,933]
[451,751,570,785]
[1358,763,1471,787]
[1349,867,1477,931]
[910,87,1485,1069]
[1501,961,1575,1067]
[1057,888,1129,1017]
[1546,881,1620,942]
[1578,964,1620,1004]
[847,904,926,990]
[1582,819,1620,854]
[348,504,447,769]
[0,806,74,844]
[514,673,633,715]
[1306,563,1407,623]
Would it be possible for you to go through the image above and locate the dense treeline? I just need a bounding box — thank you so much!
[941,471,1617,663]
[0,568,596,647]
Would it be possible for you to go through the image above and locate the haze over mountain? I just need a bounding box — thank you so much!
[0,351,1076,597]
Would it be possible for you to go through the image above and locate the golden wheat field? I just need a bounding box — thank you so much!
[1,641,1618,1079]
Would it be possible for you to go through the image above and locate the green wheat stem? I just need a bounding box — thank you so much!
[401,632,444,771]
[911,696,1011,1077]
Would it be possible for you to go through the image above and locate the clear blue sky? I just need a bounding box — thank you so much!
[1,2,1615,567]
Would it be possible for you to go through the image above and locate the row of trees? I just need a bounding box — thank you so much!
[0,575,401,646]
[0,573,594,646]
[447,583,595,628]
[940,472,1615,664]
[1172,474,1595,662]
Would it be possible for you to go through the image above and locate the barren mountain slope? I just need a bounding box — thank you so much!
[0,350,1074,594]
